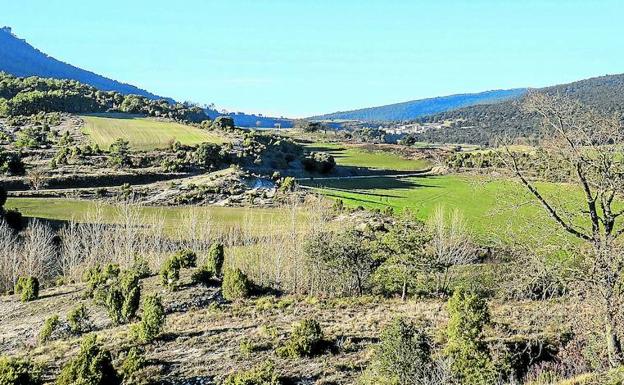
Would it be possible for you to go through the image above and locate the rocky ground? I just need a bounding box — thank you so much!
[0,266,577,384]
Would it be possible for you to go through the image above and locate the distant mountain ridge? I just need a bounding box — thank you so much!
[0,26,294,127]
[0,26,170,101]
[311,88,527,122]
[413,73,624,145]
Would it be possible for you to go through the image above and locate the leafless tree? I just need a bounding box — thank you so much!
[27,169,46,191]
[503,91,624,367]
[18,219,56,280]
[0,220,18,291]
[427,206,477,294]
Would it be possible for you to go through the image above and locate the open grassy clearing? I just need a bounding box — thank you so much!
[81,113,227,151]
[304,142,431,171]
[5,198,302,235]
[302,174,589,244]
[0,271,575,383]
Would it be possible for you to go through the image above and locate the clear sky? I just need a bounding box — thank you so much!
[3,0,624,117]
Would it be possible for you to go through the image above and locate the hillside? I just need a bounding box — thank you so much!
[310,89,527,122]
[414,73,624,145]
[0,27,170,101]
[0,26,295,128]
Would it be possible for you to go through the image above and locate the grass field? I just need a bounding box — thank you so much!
[81,114,226,150]
[304,142,431,171]
[302,174,586,243]
[5,198,299,234]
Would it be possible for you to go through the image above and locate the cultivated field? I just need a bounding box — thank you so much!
[301,174,586,243]
[81,114,227,150]
[4,198,302,235]
[303,142,431,171]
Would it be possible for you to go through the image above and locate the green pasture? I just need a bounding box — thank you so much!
[5,198,298,235]
[304,142,431,171]
[302,174,588,244]
[81,114,226,151]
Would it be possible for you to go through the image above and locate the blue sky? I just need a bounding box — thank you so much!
[3,0,624,117]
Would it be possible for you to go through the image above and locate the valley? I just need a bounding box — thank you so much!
[1,10,624,385]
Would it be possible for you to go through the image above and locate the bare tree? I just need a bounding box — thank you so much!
[0,220,18,291]
[427,206,476,294]
[27,169,47,191]
[503,91,624,367]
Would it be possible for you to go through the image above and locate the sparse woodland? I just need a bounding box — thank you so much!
[3,76,624,385]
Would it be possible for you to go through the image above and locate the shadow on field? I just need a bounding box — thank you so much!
[302,175,437,191]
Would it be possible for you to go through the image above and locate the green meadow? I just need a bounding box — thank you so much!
[303,142,431,171]
[301,174,586,244]
[81,114,226,150]
[5,198,298,235]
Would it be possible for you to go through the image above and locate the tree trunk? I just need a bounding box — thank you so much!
[401,278,407,302]
[605,310,623,367]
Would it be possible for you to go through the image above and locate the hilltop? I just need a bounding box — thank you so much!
[0,27,170,101]
[413,73,624,144]
[310,88,527,122]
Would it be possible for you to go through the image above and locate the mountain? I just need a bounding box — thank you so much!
[0,26,294,127]
[413,73,624,145]
[310,88,527,122]
[0,26,171,101]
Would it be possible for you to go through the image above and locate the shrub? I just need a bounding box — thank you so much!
[0,356,41,385]
[160,250,197,290]
[444,289,497,384]
[120,271,141,322]
[39,315,61,344]
[222,269,251,301]
[103,270,140,325]
[56,334,121,385]
[108,138,130,168]
[276,319,323,358]
[15,276,39,302]
[175,249,197,268]
[205,243,225,277]
[119,347,145,382]
[131,255,151,279]
[105,287,124,325]
[302,152,336,173]
[83,264,120,299]
[67,304,91,335]
[132,294,165,343]
[223,361,281,385]
[360,318,435,385]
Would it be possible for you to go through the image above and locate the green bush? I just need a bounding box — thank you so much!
[83,264,120,299]
[56,335,121,385]
[39,315,61,344]
[104,270,140,325]
[119,347,145,382]
[276,319,323,358]
[160,250,197,290]
[205,243,225,277]
[223,361,281,385]
[222,269,251,301]
[15,276,39,302]
[444,289,497,385]
[67,304,91,335]
[0,356,41,385]
[120,271,141,322]
[132,294,165,343]
[131,256,151,279]
[176,249,197,268]
[360,318,434,385]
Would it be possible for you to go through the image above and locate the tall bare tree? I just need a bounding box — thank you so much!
[504,91,624,367]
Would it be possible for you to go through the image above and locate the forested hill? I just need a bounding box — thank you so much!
[310,88,527,121]
[414,73,624,145]
[0,27,170,101]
